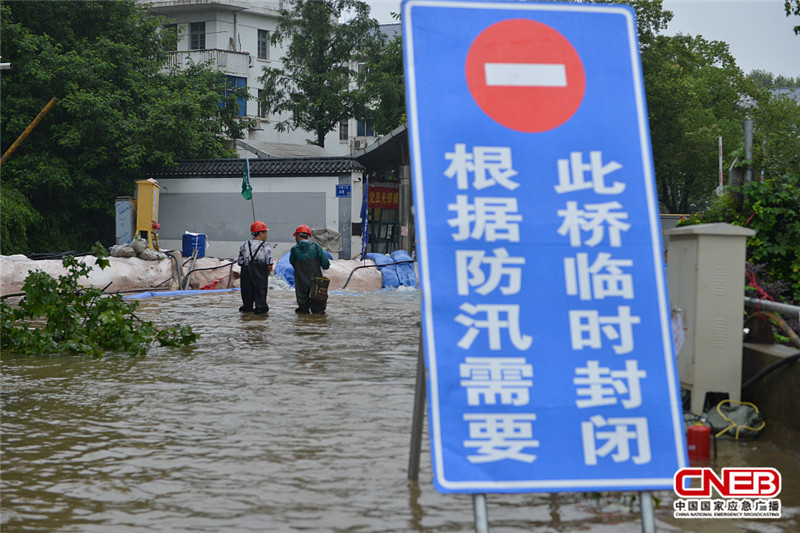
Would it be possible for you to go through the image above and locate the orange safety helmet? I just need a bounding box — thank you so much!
[250,220,268,233]
[293,224,312,237]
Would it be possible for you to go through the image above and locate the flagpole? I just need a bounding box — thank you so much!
[251,197,256,222]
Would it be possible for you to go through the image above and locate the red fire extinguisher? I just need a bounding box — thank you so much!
[687,422,711,462]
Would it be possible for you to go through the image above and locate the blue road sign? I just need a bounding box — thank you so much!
[336,184,352,198]
[403,0,688,493]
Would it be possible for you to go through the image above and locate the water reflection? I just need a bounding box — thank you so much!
[2,287,798,532]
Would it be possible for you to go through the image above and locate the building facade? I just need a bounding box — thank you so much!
[141,0,378,156]
[142,158,366,259]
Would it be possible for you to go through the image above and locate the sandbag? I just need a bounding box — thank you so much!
[705,400,765,439]
[131,236,147,254]
[138,248,160,261]
[366,253,399,288]
[390,250,417,288]
[117,246,136,258]
[311,228,342,253]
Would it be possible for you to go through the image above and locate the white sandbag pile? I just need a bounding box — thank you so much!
[1,252,389,295]
[0,254,174,294]
[110,236,166,261]
[324,259,383,290]
[180,256,239,290]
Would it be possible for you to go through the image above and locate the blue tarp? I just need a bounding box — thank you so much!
[274,249,333,288]
[366,253,400,288]
[390,250,417,288]
[274,252,294,286]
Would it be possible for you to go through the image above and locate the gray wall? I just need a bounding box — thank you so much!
[159,191,326,258]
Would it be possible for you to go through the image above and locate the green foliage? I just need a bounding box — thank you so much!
[258,0,380,147]
[0,185,42,255]
[0,244,198,356]
[743,178,800,301]
[680,173,800,302]
[751,92,800,181]
[358,28,405,135]
[604,0,673,48]
[787,0,800,35]
[642,32,755,214]
[748,69,800,88]
[0,0,242,254]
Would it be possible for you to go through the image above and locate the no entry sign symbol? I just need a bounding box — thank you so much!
[465,18,586,132]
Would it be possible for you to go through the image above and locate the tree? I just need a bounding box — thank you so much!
[752,91,800,182]
[748,69,778,88]
[0,244,198,356]
[641,33,756,213]
[678,83,800,302]
[748,69,800,88]
[0,1,247,255]
[258,0,380,147]
[358,25,405,135]
[787,0,800,34]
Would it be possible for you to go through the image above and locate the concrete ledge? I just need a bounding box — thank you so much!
[742,342,800,457]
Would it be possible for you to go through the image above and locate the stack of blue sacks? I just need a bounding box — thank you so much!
[366,250,417,289]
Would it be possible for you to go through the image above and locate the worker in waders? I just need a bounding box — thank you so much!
[237,221,273,314]
[289,224,330,315]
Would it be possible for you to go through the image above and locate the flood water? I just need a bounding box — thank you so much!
[2,286,799,532]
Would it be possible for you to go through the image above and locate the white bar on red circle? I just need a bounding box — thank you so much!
[484,63,567,87]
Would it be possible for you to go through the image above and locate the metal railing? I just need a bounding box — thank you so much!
[165,49,250,77]
[744,296,800,322]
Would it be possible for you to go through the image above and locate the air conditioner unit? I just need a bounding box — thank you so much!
[353,139,367,150]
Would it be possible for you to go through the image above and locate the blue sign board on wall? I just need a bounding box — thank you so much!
[336,184,352,198]
[403,0,687,493]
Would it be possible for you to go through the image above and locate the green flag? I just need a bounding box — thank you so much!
[241,159,253,200]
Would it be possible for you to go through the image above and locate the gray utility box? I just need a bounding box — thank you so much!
[664,223,756,415]
[115,196,136,245]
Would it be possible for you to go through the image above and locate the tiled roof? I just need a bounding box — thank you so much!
[143,158,365,178]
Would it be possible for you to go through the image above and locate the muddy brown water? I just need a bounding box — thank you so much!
[2,287,799,532]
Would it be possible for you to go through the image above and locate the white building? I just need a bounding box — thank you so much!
[142,158,366,259]
[141,0,378,157]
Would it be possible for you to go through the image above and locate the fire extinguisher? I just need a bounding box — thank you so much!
[687,422,711,462]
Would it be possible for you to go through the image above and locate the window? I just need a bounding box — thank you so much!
[339,120,349,142]
[356,62,367,87]
[258,29,270,60]
[163,24,178,52]
[190,22,206,50]
[357,120,375,137]
[223,76,247,116]
[258,89,268,119]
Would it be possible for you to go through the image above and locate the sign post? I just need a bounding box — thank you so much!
[403,0,687,509]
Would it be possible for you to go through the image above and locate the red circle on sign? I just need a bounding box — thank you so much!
[465,19,586,132]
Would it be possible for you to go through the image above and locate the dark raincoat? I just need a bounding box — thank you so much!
[289,239,330,314]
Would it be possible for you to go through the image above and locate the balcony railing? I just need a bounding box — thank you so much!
[165,49,250,77]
